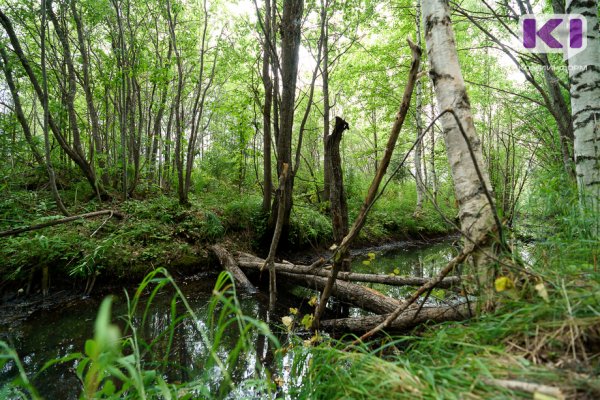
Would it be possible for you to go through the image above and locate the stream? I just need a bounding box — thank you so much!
[0,238,460,398]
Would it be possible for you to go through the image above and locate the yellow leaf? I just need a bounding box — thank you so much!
[289,307,299,315]
[301,314,314,330]
[362,260,371,266]
[308,296,317,307]
[393,268,400,275]
[495,276,513,292]
[535,283,550,303]
[368,252,376,260]
[281,316,293,330]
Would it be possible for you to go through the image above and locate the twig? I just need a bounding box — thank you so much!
[0,210,124,237]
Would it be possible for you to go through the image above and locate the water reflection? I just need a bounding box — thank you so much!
[350,240,461,303]
[1,240,460,398]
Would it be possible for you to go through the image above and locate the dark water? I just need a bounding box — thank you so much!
[0,239,459,398]
[350,238,461,304]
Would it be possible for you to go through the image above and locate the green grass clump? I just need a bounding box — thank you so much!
[0,270,280,399]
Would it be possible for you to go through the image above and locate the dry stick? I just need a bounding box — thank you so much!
[350,237,487,346]
[263,163,289,310]
[237,256,460,287]
[482,378,564,398]
[0,210,125,238]
[311,39,422,330]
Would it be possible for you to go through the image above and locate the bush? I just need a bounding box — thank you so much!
[288,205,333,247]
[222,195,264,232]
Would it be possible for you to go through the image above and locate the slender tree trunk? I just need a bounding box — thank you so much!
[47,1,103,200]
[165,0,186,204]
[567,0,600,226]
[261,0,273,213]
[268,0,304,241]
[41,0,68,216]
[423,0,498,293]
[414,0,425,215]
[322,0,331,202]
[429,84,438,201]
[0,46,44,167]
[71,0,109,189]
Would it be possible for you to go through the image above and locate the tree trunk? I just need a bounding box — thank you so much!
[261,0,273,214]
[320,303,472,333]
[414,0,426,215]
[0,46,45,167]
[268,0,304,242]
[423,0,498,290]
[47,1,103,200]
[211,245,256,293]
[429,84,438,201]
[326,117,350,248]
[41,0,68,216]
[236,255,460,288]
[280,272,401,315]
[71,0,109,189]
[322,0,332,202]
[264,163,289,309]
[567,0,600,226]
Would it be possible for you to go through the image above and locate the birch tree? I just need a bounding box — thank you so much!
[422,0,498,281]
[567,0,600,223]
[414,0,426,215]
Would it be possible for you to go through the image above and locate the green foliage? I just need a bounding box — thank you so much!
[222,195,264,232]
[1,270,280,399]
[288,205,333,247]
[346,180,456,243]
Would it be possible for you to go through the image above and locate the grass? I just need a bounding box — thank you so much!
[283,168,600,400]
[287,251,600,399]
[1,270,280,399]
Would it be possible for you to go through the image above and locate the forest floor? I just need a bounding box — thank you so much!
[0,187,455,301]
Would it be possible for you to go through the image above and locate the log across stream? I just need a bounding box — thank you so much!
[0,238,467,398]
[213,238,472,334]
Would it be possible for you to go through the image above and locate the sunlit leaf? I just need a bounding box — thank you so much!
[495,276,513,292]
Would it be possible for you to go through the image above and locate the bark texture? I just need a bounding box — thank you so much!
[211,245,256,293]
[423,1,496,257]
[567,0,600,219]
[236,255,460,288]
[326,117,350,246]
[320,303,472,333]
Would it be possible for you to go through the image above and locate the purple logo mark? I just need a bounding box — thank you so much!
[520,14,587,60]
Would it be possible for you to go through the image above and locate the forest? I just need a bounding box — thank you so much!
[0,0,598,398]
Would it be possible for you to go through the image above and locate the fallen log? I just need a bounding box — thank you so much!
[272,272,400,315]
[0,210,124,237]
[211,245,256,293]
[320,303,472,333]
[237,256,460,288]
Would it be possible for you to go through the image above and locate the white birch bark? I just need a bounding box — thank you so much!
[414,0,426,215]
[422,0,496,258]
[566,0,600,220]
